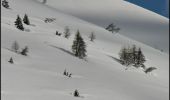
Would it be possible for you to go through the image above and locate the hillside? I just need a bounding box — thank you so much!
[1,0,169,100]
[43,0,169,53]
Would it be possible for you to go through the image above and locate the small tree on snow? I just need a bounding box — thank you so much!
[63,69,67,75]
[21,46,29,56]
[23,14,30,25]
[73,89,80,97]
[11,41,19,53]
[72,30,87,59]
[89,32,96,42]
[8,57,14,64]
[64,26,71,39]
[2,0,9,9]
[136,48,146,67]
[15,15,24,31]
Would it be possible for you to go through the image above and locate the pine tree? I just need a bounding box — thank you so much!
[131,45,137,65]
[64,26,71,39]
[119,47,127,65]
[23,14,30,25]
[89,32,96,42]
[21,46,29,56]
[12,41,19,53]
[136,48,146,67]
[63,69,67,75]
[74,89,79,97]
[72,30,87,58]
[8,57,14,64]
[15,15,24,31]
[2,0,9,9]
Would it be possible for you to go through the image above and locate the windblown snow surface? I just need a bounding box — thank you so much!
[1,0,169,100]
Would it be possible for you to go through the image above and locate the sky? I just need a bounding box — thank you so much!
[126,0,169,18]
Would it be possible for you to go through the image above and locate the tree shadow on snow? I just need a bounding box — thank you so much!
[49,45,75,56]
[49,45,88,62]
[108,55,122,64]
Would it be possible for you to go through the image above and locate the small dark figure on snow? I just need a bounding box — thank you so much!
[8,57,14,64]
[74,89,79,97]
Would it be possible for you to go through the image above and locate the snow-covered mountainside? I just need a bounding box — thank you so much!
[43,0,169,53]
[1,0,169,100]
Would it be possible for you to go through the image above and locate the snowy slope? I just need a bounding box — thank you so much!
[1,0,169,100]
[42,0,169,53]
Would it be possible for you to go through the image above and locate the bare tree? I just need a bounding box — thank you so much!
[89,32,96,42]
[11,41,19,53]
[64,26,71,39]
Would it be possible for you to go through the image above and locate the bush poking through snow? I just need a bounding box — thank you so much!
[72,30,87,59]
[8,57,14,64]
[11,41,19,53]
[2,0,9,9]
[106,23,120,33]
[15,15,24,31]
[23,14,30,25]
[20,46,29,56]
[74,89,80,97]
[63,69,72,78]
[145,67,157,74]
[56,31,61,36]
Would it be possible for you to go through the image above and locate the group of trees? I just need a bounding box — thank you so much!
[2,0,9,9]
[119,45,146,68]
[15,14,30,31]
[119,45,157,73]
[11,41,29,56]
[63,26,96,42]
[8,41,29,64]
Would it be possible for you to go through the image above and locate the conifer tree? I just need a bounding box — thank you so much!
[136,48,146,67]
[21,46,29,56]
[8,57,14,64]
[89,32,96,42]
[74,89,79,97]
[23,14,30,25]
[119,47,127,65]
[131,45,137,65]
[15,15,24,31]
[72,30,87,58]
[63,69,67,75]
[2,0,9,9]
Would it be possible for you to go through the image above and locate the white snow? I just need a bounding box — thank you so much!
[1,0,169,100]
